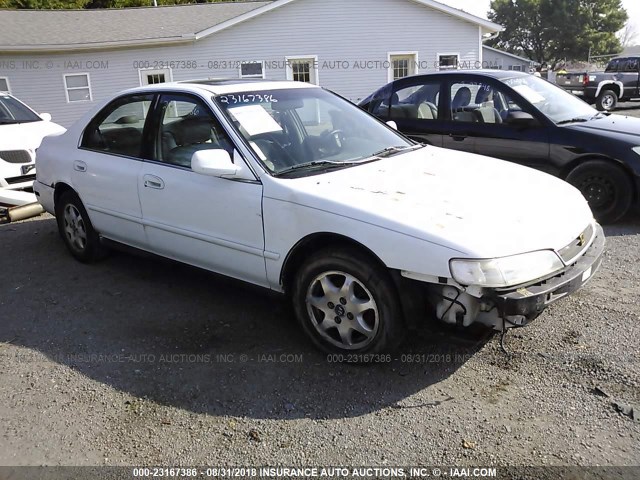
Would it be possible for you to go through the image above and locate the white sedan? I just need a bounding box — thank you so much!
[0,93,65,205]
[34,80,605,354]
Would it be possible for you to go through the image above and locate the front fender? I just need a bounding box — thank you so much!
[262,196,463,291]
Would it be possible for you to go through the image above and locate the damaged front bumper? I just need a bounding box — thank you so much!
[489,223,605,326]
[402,224,606,331]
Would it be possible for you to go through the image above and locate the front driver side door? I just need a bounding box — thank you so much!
[138,93,268,287]
[471,80,551,172]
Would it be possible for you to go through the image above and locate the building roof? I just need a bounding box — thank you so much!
[622,45,640,56]
[0,1,272,51]
[0,0,502,52]
[483,45,539,65]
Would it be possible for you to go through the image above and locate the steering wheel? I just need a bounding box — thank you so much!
[319,129,345,157]
[252,134,297,168]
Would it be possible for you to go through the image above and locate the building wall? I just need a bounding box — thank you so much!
[0,0,484,127]
[482,47,531,72]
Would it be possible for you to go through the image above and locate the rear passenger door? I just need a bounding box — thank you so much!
[138,93,268,287]
[441,79,482,154]
[75,94,154,248]
[387,77,444,146]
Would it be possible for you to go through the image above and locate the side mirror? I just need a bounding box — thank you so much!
[40,113,52,122]
[506,111,537,128]
[386,120,398,130]
[191,149,239,177]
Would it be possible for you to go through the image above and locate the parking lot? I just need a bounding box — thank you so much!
[1,132,639,468]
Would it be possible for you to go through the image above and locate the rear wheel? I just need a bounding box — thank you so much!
[595,89,618,111]
[55,190,107,262]
[291,247,405,355]
[565,160,633,223]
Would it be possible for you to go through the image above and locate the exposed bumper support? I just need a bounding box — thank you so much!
[490,224,605,323]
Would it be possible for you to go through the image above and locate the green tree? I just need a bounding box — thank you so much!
[487,0,628,65]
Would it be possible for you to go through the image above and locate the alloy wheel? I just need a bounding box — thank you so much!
[305,271,379,350]
[63,204,88,252]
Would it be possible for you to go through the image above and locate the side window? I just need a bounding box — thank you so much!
[449,81,480,123]
[157,94,234,168]
[81,94,153,158]
[449,81,525,125]
[605,59,621,73]
[624,58,639,72]
[389,82,440,121]
[365,85,393,118]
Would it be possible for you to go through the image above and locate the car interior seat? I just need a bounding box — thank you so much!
[473,88,502,124]
[451,87,475,122]
[417,101,438,120]
[389,93,419,119]
[165,117,218,167]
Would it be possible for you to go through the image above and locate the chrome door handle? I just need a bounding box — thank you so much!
[143,175,164,190]
[73,160,87,172]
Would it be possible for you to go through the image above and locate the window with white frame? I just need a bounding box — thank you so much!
[388,53,417,82]
[64,73,92,102]
[139,68,172,86]
[239,61,265,79]
[285,56,319,85]
[0,77,10,93]
[438,53,459,70]
[509,65,523,72]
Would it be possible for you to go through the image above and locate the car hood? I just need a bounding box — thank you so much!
[0,120,66,153]
[565,114,640,139]
[268,146,594,258]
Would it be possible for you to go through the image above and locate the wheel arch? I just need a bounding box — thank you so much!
[280,232,428,330]
[53,182,76,209]
[280,232,388,293]
[595,81,623,99]
[561,155,638,203]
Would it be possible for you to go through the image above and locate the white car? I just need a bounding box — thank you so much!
[0,93,65,205]
[34,80,605,354]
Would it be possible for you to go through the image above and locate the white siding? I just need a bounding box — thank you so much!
[0,0,483,127]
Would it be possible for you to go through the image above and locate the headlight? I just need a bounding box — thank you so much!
[450,250,564,288]
[632,147,640,157]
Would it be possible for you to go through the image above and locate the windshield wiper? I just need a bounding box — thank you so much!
[371,144,423,158]
[276,158,379,177]
[556,117,589,125]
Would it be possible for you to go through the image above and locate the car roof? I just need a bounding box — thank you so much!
[125,78,319,97]
[401,69,530,81]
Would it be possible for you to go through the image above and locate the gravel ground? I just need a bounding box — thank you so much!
[1,208,638,469]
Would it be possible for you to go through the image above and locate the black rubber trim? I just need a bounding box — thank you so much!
[490,224,605,320]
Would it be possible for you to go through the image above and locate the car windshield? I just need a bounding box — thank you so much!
[502,75,597,124]
[0,95,41,124]
[215,87,414,176]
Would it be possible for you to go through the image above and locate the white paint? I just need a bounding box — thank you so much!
[36,81,595,297]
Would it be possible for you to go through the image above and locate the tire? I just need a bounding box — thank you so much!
[565,160,634,224]
[55,190,107,263]
[595,89,618,111]
[291,247,405,355]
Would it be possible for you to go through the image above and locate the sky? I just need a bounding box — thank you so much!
[438,0,639,35]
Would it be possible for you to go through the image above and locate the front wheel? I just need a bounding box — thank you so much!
[565,160,634,223]
[595,89,618,111]
[291,248,405,354]
[55,190,107,262]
